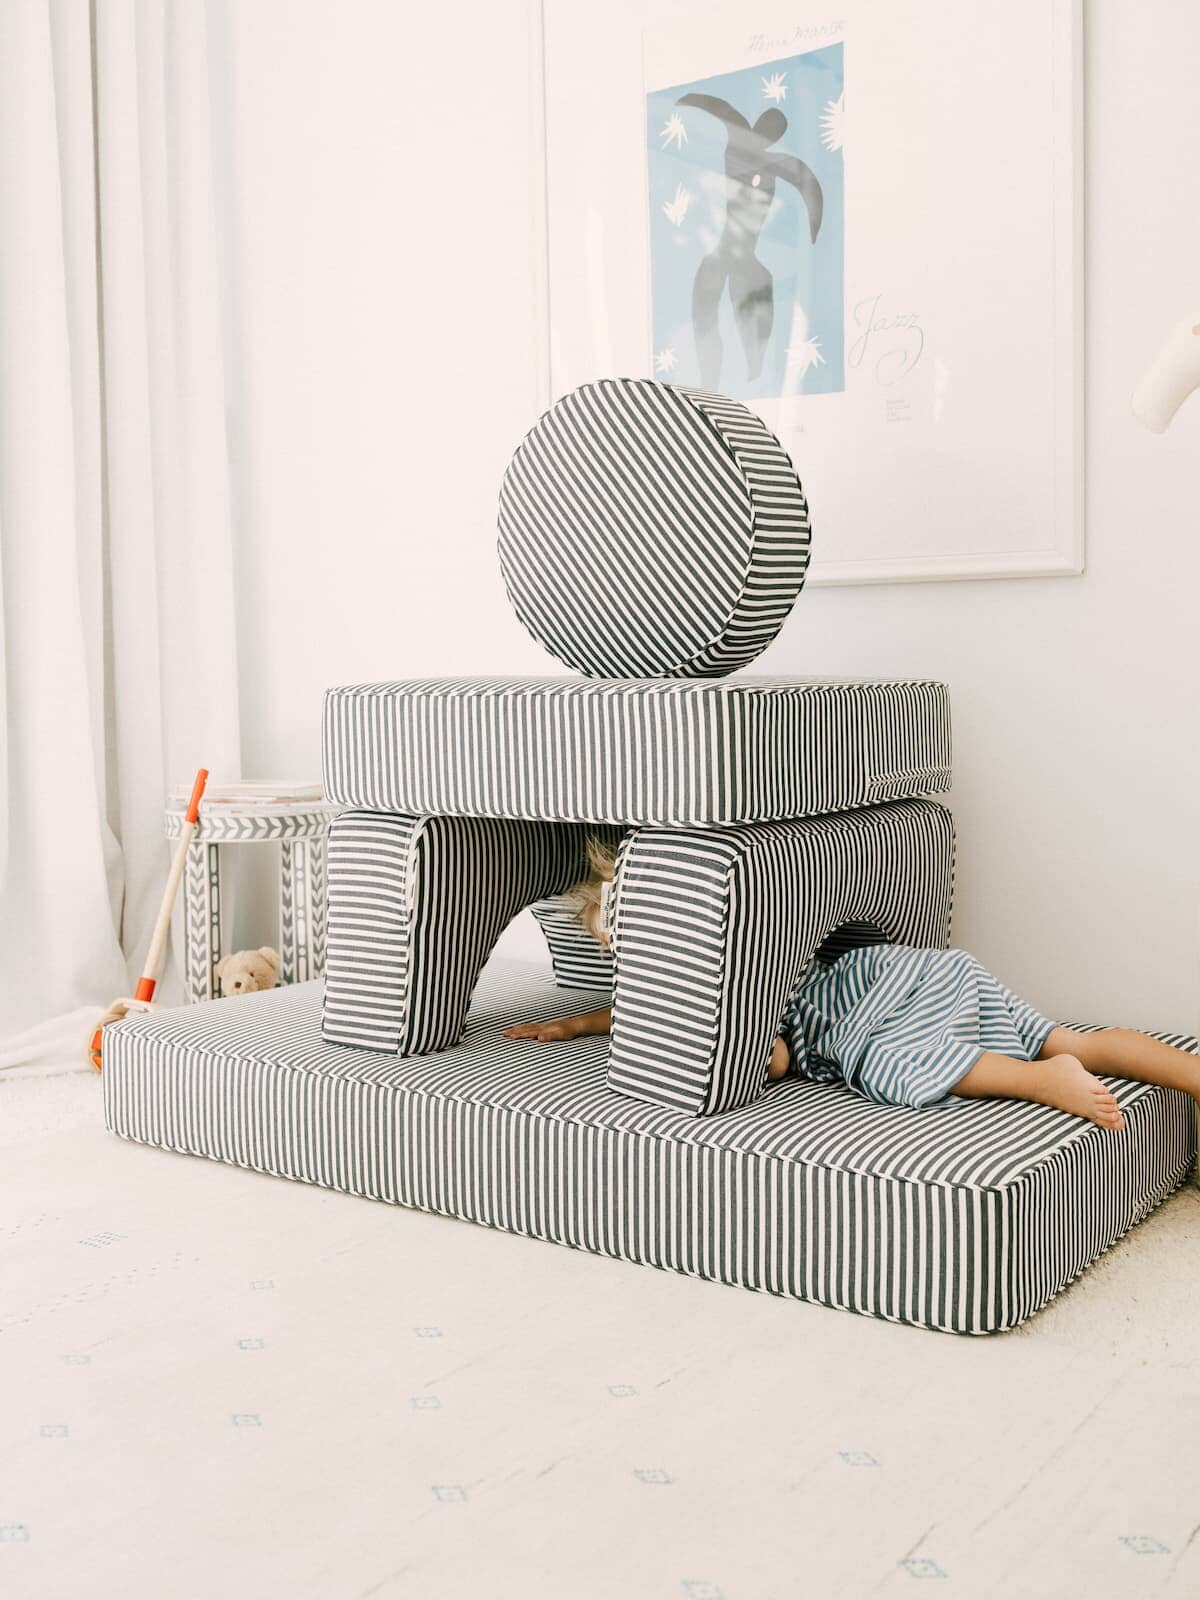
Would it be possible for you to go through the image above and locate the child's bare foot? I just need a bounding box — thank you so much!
[1034,1054,1126,1129]
[768,1037,790,1081]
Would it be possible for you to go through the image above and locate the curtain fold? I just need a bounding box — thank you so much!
[0,0,241,1038]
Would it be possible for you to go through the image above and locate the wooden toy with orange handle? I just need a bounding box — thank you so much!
[89,767,208,1071]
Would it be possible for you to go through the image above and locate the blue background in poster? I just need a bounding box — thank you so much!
[646,42,844,400]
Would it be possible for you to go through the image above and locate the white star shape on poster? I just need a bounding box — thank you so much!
[786,335,826,375]
[660,113,687,150]
[820,92,845,152]
[662,184,692,226]
[761,72,787,104]
[654,348,678,374]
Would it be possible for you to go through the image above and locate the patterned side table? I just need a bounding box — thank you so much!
[164,799,340,1003]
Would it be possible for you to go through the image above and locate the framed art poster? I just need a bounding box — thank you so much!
[645,32,846,400]
[542,0,1083,584]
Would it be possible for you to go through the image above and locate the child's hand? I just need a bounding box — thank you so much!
[503,1008,612,1043]
[503,1019,581,1043]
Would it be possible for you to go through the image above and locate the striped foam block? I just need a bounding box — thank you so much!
[609,799,957,1116]
[322,810,620,1054]
[530,898,616,991]
[530,903,897,1003]
[102,961,1198,1336]
[322,675,951,827]
[497,379,810,678]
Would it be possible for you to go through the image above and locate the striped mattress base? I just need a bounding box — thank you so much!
[103,960,1197,1336]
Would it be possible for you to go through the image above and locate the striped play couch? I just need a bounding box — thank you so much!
[316,378,957,1119]
[103,376,1197,1332]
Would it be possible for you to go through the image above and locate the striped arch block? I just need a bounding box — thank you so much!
[321,811,619,1054]
[608,799,956,1117]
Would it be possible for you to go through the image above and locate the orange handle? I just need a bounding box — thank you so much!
[185,768,209,824]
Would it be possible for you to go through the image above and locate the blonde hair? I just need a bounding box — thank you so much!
[567,837,617,945]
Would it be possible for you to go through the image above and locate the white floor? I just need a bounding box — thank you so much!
[3,1016,1199,1600]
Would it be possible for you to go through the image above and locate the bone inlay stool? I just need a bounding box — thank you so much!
[166,795,338,1003]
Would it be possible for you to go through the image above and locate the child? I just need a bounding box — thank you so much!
[504,841,1200,1129]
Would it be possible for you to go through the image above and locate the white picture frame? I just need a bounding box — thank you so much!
[542,0,1084,585]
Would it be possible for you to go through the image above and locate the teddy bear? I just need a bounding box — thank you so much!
[214,947,281,997]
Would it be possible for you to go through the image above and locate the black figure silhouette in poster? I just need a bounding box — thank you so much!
[677,96,824,389]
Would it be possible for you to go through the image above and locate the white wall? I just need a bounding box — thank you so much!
[797,1,1200,1035]
[210,0,554,777]
[213,0,1199,1034]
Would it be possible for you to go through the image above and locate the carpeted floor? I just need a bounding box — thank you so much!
[3,1010,1199,1600]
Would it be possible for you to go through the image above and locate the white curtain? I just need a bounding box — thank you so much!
[0,0,241,1040]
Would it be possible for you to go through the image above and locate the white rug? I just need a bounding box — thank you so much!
[3,1023,1199,1600]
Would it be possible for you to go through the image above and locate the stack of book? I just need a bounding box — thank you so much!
[168,781,325,809]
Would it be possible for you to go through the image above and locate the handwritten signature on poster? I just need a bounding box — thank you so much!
[848,294,924,384]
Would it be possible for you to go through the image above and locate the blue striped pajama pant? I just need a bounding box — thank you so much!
[782,945,1057,1109]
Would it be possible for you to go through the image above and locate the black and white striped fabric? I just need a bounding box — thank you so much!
[530,898,615,991]
[322,811,620,1054]
[609,800,957,1115]
[102,961,1197,1336]
[497,379,811,678]
[322,676,951,827]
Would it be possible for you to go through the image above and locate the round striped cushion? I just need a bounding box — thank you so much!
[497,378,811,678]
